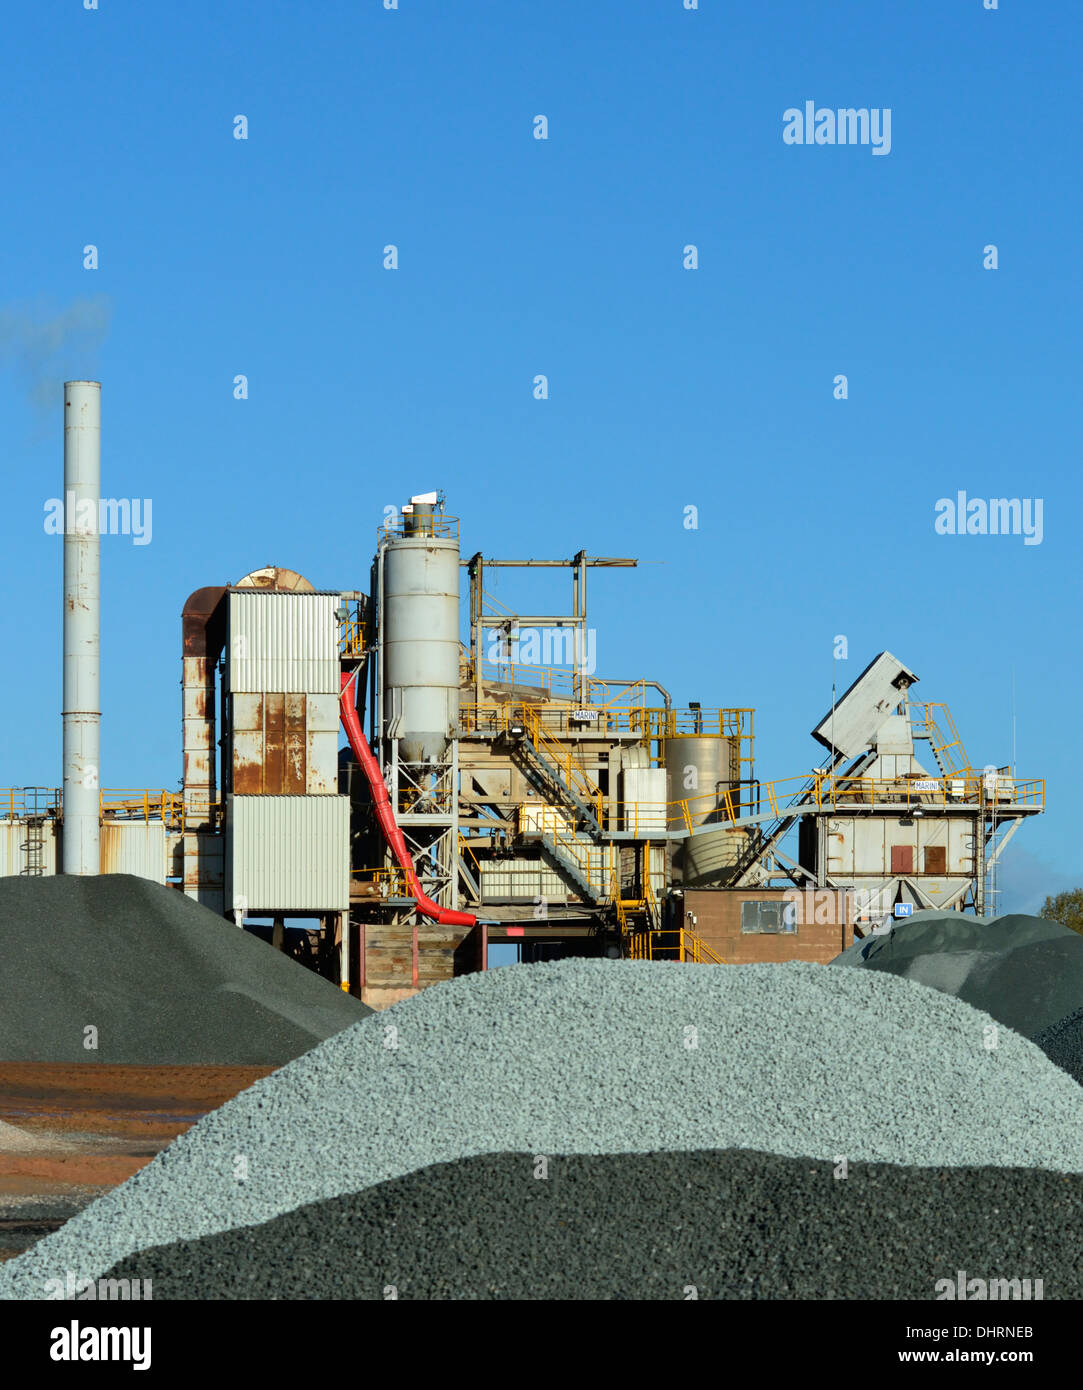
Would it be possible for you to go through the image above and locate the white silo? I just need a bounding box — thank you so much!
[381,494,460,766]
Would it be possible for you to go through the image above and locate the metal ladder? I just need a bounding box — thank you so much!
[20,787,50,876]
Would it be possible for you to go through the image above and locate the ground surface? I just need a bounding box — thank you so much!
[0,1063,270,1262]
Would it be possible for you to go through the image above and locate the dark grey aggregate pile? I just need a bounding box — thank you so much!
[4,960,1082,1299]
[1034,1007,1083,1087]
[831,910,1083,1038]
[0,874,369,1064]
[105,1149,1082,1301]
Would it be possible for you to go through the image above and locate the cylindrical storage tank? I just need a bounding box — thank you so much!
[680,826,748,884]
[382,527,460,765]
[665,734,743,885]
[664,735,740,829]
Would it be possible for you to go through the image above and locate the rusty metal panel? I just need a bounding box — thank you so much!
[890,844,914,874]
[226,795,350,912]
[231,691,338,795]
[284,693,307,794]
[264,693,285,792]
[100,822,166,882]
[233,731,264,794]
[228,592,340,694]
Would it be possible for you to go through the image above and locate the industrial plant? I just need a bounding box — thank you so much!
[1,384,1046,1007]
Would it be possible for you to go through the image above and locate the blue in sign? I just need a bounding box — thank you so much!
[894,903,914,918]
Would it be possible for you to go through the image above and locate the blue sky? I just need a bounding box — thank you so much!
[0,0,1077,913]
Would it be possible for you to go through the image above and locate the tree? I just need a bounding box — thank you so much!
[1039,889,1083,937]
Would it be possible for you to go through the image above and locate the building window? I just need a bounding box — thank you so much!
[741,900,797,934]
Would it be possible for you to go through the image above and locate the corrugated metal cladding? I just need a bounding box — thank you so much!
[480,858,569,903]
[227,795,349,912]
[100,823,166,882]
[228,592,340,694]
[0,820,59,876]
[0,822,165,881]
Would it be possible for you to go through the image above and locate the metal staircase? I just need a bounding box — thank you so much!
[729,771,823,887]
[534,831,605,903]
[510,710,604,838]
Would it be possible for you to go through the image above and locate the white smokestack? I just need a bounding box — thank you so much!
[62,380,101,875]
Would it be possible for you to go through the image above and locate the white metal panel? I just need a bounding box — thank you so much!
[227,795,349,912]
[228,593,340,694]
[480,859,569,901]
[307,693,341,732]
[622,767,667,832]
[0,820,60,876]
[306,731,340,794]
[812,651,918,758]
[871,715,913,755]
[100,822,166,882]
[306,694,342,795]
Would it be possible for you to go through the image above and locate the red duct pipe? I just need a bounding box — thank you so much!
[340,672,476,928]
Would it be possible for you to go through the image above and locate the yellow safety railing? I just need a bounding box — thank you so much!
[520,706,605,824]
[350,866,413,897]
[647,707,753,739]
[610,868,632,933]
[521,805,616,896]
[379,511,459,541]
[612,770,1046,837]
[99,790,188,830]
[0,789,231,833]
[586,679,649,712]
[809,774,1044,810]
[460,700,640,739]
[338,600,366,659]
[625,928,725,965]
[0,789,60,820]
[680,929,725,964]
[910,702,973,777]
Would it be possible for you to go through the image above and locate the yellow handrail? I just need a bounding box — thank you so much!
[911,702,973,777]
[522,805,615,897]
[624,927,725,964]
[520,706,605,825]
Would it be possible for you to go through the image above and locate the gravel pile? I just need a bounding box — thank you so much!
[0,1121,74,1155]
[831,910,1083,1038]
[1034,1006,1083,1087]
[0,874,369,1065]
[2,959,1081,1299]
[105,1149,1081,1300]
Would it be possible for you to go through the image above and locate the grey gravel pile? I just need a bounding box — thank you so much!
[1034,1007,1083,1087]
[2,959,1082,1299]
[105,1150,1082,1300]
[831,910,1083,1038]
[0,874,369,1064]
